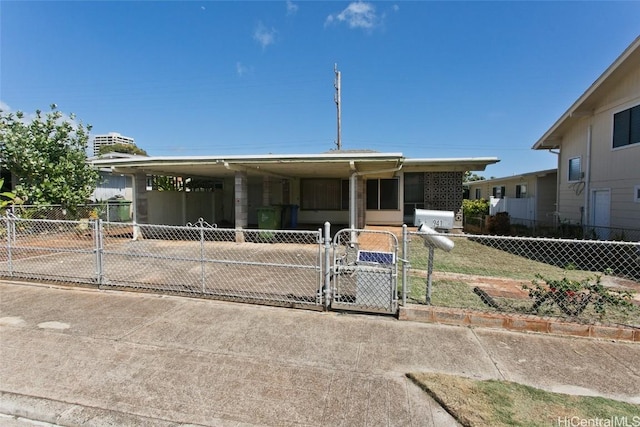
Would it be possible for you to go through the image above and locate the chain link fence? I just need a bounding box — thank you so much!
[402,228,640,328]
[1,214,638,328]
[0,216,323,308]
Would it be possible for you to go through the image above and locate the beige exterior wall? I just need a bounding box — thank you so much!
[147,191,222,226]
[556,118,590,224]
[556,67,640,230]
[471,175,539,199]
[467,171,557,224]
[536,173,557,224]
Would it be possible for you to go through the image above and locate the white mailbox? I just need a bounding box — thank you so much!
[413,209,455,231]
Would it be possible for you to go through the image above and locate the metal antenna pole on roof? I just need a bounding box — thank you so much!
[334,63,342,150]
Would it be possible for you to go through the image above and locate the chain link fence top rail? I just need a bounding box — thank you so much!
[10,203,132,222]
[464,214,640,242]
[405,230,640,328]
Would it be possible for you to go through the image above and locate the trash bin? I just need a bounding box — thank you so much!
[276,204,299,228]
[290,204,299,228]
[107,197,131,222]
[278,205,291,229]
[257,206,282,230]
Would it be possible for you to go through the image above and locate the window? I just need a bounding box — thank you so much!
[492,186,505,199]
[340,180,350,210]
[301,179,341,210]
[568,157,582,182]
[613,105,640,148]
[367,178,399,210]
[516,184,527,198]
[404,173,424,204]
[404,173,425,217]
[635,185,640,203]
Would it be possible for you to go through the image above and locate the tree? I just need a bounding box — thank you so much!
[97,142,147,156]
[464,171,486,183]
[0,104,99,208]
[0,178,22,212]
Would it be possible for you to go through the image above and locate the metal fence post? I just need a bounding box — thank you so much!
[94,219,104,286]
[5,215,13,277]
[324,221,332,309]
[402,224,408,306]
[200,220,206,294]
[426,244,434,305]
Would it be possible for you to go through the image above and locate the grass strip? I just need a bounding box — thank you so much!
[407,372,640,427]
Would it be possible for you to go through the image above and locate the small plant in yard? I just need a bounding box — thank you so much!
[523,274,635,318]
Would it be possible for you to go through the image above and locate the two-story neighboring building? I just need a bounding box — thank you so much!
[532,36,640,239]
[466,169,557,225]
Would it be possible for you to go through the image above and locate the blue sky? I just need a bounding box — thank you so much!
[1,1,639,178]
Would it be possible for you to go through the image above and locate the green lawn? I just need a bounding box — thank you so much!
[406,237,595,282]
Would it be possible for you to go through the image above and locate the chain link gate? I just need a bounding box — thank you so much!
[331,228,399,314]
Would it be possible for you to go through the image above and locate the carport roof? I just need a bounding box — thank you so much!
[91,152,499,179]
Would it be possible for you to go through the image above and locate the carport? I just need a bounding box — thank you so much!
[91,152,498,230]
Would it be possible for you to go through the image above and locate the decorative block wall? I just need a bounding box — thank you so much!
[423,172,464,227]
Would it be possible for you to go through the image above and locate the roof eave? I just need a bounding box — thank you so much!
[532,36,640,150]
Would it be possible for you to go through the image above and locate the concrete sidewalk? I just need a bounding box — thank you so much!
[0,281,638,426]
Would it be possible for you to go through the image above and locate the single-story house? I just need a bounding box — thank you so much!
[466,169,557,225]
[532,36,640,239]
[91,152,499,230]
[89,152,144,202]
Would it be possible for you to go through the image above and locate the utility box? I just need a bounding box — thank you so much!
[414,209,455,231]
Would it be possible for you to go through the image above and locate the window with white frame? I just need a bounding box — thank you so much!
[568,157,582,182]
[475,188,481,199]
[492,186,505,199]
[613,104,640,148]
[516,184,527,198]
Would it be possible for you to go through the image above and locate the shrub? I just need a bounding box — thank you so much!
[522,274,635,318]
[463,199,489,218]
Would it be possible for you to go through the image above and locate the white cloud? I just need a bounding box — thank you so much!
[286,0,298,15]
[253,22,277,49]
[236,62,249,77]
[325,1,379,30]
[0,100,11,112]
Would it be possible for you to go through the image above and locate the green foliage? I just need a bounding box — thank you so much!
[0,178,22,212]
[149,175,182,191]
[0,104,99,209]
[463,171,486,182]
[462,198,489,218]
[523,274,635,317]
[97,142,147,156]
